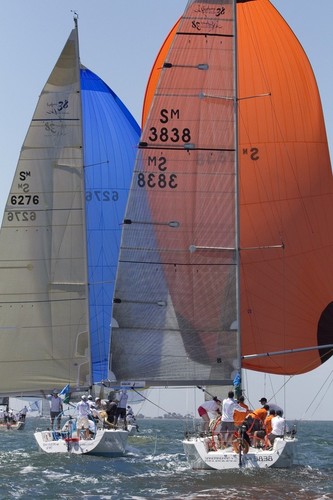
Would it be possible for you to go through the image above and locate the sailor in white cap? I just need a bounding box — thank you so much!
[76,395,91,440]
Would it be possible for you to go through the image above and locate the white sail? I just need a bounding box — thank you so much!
[0,24,140,396]
[0,30,87,393]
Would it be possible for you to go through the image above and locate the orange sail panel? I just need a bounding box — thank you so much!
[111,0,333,385]
[141,0,333,377]
[237,0,333,374]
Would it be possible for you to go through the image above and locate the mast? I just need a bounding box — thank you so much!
[233,0,242,397]
[74,13,92,389]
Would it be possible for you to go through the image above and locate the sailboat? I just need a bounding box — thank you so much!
[0,17,140,455]
[0,397,25,431]
[109,0,333,469]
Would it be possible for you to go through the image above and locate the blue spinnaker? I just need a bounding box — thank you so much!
[81,67,140,384]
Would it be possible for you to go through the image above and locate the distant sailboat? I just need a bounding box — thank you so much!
[0,397,25,431]
[0,17,140,454]
[109,0,333,468]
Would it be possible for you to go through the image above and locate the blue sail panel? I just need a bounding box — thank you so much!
[81,67,140,384]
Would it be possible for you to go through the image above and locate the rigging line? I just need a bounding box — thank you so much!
[309,375,333,420]
[197,385,215,399]
[300,369,333,420]
[282,223,287,391]
[130,386,173,416]
[133,390,150,417]
[266,376,289,407]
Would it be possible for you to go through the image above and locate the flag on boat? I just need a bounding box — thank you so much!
[59,384,71,404]
[233,373,241,387]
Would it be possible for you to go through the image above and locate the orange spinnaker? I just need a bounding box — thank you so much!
[141,0,333,376]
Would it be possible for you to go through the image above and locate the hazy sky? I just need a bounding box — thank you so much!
[0,1,332,420]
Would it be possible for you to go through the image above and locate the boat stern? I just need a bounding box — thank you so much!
[182,435,297,470]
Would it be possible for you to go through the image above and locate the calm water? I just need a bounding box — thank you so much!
[0,418,332,499]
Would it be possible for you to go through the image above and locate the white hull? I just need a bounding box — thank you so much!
[183,436,296,470]
[34,428,129,456]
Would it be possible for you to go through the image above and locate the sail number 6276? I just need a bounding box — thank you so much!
[10,195,39,205]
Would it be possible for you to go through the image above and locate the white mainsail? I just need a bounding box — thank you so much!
[0,30,87,393]
[0,23,140,396]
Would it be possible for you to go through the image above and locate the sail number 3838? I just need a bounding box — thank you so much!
[148,127,191,143]
[138,155,178,190]
[138,172,177,189]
